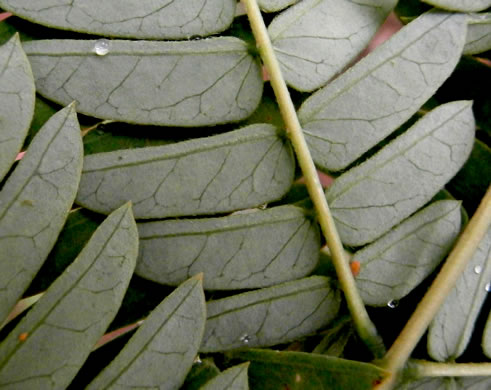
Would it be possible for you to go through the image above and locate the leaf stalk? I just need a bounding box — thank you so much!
[376,185,491,389]
[242,0,384,358]
[409,359,491,378]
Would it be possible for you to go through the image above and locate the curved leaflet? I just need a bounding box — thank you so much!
[24,37,263,126]
[268,0,396,91]
[258,0,299,12]
[422,0,491,12]
[200,276,340,352]
[86,275,206,390]
[0,104,83,324]
[200,363,249,390]
[76,124,295,219]
[0,204,138,390]
[354,200,462,306]
[464,13,491,55]
[326,101,474,246]
[0,34,35,182]
[227,349,387,390]
[297,11,467,171]
[428,228,491,361]
[0,0,236,40]
[136,205,320,289]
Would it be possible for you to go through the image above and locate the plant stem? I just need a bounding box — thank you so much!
[376,185,491,389]
[409,360,491,377]
[242,0,384,358]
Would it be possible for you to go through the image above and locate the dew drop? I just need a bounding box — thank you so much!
[94,39,111,56]
[387,300,399,309]
[485,282,491,292]
[239,334,250,344]
[194,355,202,364]
[474,265,483,274]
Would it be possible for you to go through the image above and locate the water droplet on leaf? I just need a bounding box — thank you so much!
[194,355,202,364]
[474,265,483,274]
[239,334,250,344]
[387,300,399,309]
[94,39,111,56]
[485,282,491,292]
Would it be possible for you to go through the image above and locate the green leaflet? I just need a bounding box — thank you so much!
[258,0,299,13]
[0,203,138,390]
[484,306,491,358]
[0,34,35,182]
[0,104,83,323]
[297,11,467,171]
[326,101,474,246]
[464,13,491,55]
[0,0,236,40]
[200,276,340,352]
[268,0,396,91]
[76,124,295,219]
[199,363,249,390]
[136,205,320,289]
[421,0,491,12]
[398,377,491,390]
[428,228,491,361]
[226,349,387,390]
[23,37,263,126]
[182,358,220,390]
[354,200,462,306]
[86,275,206,390]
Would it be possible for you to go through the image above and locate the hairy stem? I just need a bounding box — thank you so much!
[376,185,491,389]
[242,0,384,358]
[409,360,491,378]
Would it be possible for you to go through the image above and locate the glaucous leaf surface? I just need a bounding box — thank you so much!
[422,0,491,12]
[297,11,467,171]
[23,37,263,126]
[354,200,462,306]
[399,377,491,390]
[258,0,299,12]
[87,275,206,390]
[0,203,138,390]
[200,276,340,352]
[227,349,387,390]
[76,124,295,219]
[199,363,249,390]
[428,228,491,361]
[136,205,320,289]
[0,34,35,182]
[268,0,396,91]
[0,0,236,40]
[0,104,83,323]
[326,101,474,246]
[464,13,491,55]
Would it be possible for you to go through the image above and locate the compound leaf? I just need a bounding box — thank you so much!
[0,203,138,390]
[298,11,467,171]
[76,124,295,219]
[136,205,320,289]
[0,33,35,182]
[24,37,263,126]
[199,363,249,390]
[200,276,341,352]
[355,200,462,307]
[0,0,236,40]
[227,349,387,390]
[269,0,396,91]
[87,275,206,390]
[0,104,83,323]
[326,101,474,246]
[464,13,491,55]
[428,228,491,361]
[421,0,491,12]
